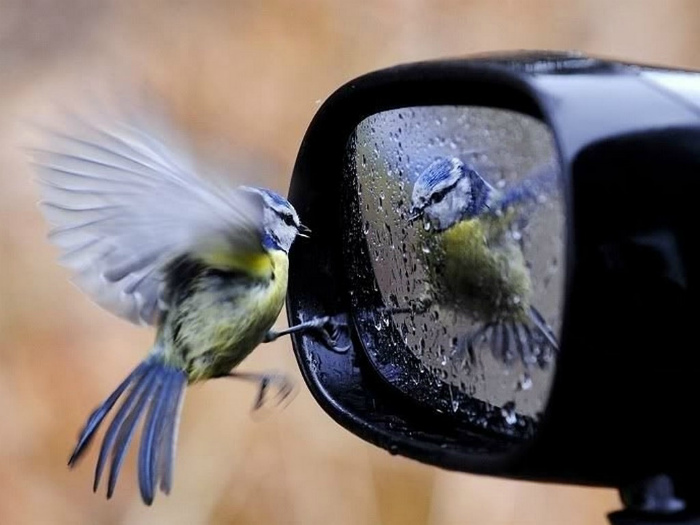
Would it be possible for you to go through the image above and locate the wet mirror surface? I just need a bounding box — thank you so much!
[343,106,565,437]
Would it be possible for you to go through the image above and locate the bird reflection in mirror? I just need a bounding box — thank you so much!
[392,156,559,369]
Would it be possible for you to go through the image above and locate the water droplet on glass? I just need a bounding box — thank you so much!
[501,401,517,425]
[449,385,459,412]
[517,373,533,391]
[389,293,399,307]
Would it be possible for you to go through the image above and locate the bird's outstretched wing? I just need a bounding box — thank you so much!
[490,160,560,213]
[30,103,265,326]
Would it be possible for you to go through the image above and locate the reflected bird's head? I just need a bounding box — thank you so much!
[410,157,494,232]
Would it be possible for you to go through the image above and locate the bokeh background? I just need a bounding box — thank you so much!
[1,1,698,524]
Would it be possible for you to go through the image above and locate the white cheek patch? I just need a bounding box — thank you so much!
[424,176,474,231]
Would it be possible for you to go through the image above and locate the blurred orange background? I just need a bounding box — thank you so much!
[1,1,697,524]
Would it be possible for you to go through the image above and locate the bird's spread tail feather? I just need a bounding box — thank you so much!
[465,306,559,369]
[68,358,187,505]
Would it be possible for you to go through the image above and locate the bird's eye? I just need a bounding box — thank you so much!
[282,214,296,227]
[428,185,455,205]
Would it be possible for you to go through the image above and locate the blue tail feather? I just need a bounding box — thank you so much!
[68,361,149,467]
[68,358,187,504]
[93,364,157,494]
[157,371,186,495]
[106,366,160,499]
[484,307,559,368]
[138,370,177,504]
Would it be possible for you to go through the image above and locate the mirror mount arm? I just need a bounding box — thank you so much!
[608,511,700,525]
[609,474,699,525]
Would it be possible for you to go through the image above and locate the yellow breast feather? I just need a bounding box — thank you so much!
[202,248,274,280]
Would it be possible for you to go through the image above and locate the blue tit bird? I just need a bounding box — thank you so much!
[407,156,559,368]
[30,104,347,505]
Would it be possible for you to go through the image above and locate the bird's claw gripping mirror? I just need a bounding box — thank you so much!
[286,51,700,523]
[266,314,351,353]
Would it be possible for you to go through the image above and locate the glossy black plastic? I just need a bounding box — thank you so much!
[286,51,700,499]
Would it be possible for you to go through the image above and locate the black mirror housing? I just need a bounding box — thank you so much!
[286,51,700,504]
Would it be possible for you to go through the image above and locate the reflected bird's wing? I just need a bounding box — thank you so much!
[490,160,560,214]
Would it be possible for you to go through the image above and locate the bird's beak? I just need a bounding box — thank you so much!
[407,209,420,223]
[298,223,312,238]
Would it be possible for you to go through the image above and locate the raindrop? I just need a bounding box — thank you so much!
[517,373,533,391]
[501,401,517,425]
[449,386,459,412]
[389,293,399,307]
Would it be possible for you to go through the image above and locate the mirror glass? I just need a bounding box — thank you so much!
[343,106,565,437]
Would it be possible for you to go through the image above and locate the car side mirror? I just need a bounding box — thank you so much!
[287,51,700,523]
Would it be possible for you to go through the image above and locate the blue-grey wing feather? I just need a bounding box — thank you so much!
[31,105,264,325]
[491,160,559,212]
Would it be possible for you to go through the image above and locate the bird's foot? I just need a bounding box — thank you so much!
[264,314,351,354]
[226,371,296,411]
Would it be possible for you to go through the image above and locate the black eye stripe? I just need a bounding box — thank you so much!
[428,179,461,204]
